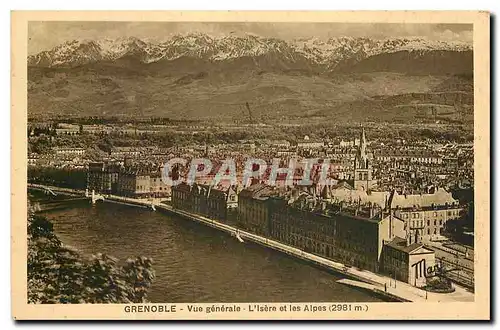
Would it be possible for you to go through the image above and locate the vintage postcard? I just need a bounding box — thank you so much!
[11,11,490,320]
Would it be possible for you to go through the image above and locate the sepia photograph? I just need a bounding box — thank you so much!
[11,10,490,320]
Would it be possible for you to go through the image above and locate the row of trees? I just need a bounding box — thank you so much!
[28,205,155,303]
[28,116,203,125]
[28,167,87,190]
[28,122,473,155]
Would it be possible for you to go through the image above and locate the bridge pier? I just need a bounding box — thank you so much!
[43,187,57,196]
[91,190,105,204]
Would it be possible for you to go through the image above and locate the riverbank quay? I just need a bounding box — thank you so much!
[28,184,474,302]
[158,205,473,303]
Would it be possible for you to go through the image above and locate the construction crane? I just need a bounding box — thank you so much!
[245,102,254,125]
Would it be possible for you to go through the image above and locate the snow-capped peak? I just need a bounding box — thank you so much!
[28,33,472,68]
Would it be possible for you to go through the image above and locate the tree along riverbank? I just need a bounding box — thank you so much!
[27,202,155,304]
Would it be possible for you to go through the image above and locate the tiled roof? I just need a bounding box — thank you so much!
[239,183,276,200]
[173,182,192,192]
[374,150,441,158]
[385,237,434,254]
[390,188,458,209]
[328,186,390,208]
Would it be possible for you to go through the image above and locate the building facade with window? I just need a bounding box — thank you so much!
[87,162,120,194]
[381,237,436,287]
[266,193,406,273]
[54,147,86,156]
[149,171,171,198]
[116,168,151,197]
[171,182,238,221]
[390,188,463,242]
[237,184,276,236]
[171,182,194,211]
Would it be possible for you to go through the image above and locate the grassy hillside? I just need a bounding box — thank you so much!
[29,63,472,123]
[336,50,473,75]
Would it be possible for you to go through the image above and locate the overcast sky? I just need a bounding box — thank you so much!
[28,21,473,55]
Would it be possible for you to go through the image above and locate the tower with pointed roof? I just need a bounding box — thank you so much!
[353,127,376,191]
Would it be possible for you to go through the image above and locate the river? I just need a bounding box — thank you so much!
[34,194,384,303]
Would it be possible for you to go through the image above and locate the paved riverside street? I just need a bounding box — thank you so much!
[162,205,474,303]
[30,184,475,303]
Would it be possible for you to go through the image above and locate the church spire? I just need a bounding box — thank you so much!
[357,126,368,168]
[360,127,367,160]
[353,126,374,191]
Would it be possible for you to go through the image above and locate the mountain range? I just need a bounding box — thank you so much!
[28,34,474,123]
[29,34,472,71]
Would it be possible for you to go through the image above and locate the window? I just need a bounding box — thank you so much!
[427,220,430,226]
[439,220,443,226]
[427,229,430,235]
[434,228,437,234]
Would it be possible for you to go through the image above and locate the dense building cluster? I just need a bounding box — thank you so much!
[87,161,170,198]
[169,129,465,287]
[27,121,474,197]
[28,122,473,288]
[171,182,238,221]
